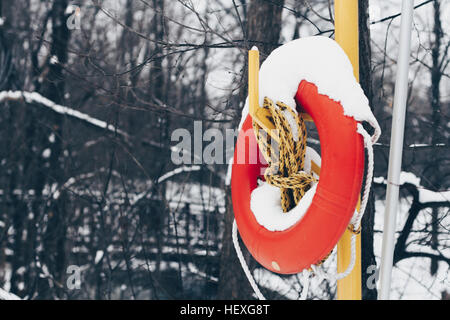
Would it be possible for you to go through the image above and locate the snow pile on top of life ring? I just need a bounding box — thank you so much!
[239,36,380,140]
[251,147,321,231]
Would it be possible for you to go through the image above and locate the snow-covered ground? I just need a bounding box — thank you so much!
[373,172,450,299]
[247,170,449,300]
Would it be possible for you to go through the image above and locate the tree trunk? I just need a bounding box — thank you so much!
[358,0,378,300]
[429,0,443,275]
[37,0,71,298]
[217,0,285,300]
[0,0,26,297]
[237,0,285,104]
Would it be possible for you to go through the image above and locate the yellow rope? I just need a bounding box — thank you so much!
[253,97,317,212]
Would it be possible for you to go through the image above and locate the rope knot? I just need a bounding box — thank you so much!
[265,171,316,190]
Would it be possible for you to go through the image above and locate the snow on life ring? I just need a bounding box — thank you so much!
[231,80,365,274]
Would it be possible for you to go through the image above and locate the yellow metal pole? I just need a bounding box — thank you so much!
[335,0,362,300]
[248,47,313,143]
[248,47,280,140]
[248,47,260,120]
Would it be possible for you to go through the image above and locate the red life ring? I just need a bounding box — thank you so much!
[231,80,365,274]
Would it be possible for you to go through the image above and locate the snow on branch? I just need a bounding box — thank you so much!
[157,165,201,184]
[0,91,129,138]
[374,171,450,203]
[0,91,225,183]
[0,287,20,300]
[374,142,447,150]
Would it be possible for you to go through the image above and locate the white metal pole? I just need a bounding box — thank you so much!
[378,0,415,300]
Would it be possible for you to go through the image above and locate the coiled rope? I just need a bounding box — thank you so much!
[253,98,316,212]
[232,97,376,300]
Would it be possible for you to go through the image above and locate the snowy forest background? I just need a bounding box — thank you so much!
[0,0,448,300]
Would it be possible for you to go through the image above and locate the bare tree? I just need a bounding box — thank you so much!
[217,0,285,300]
